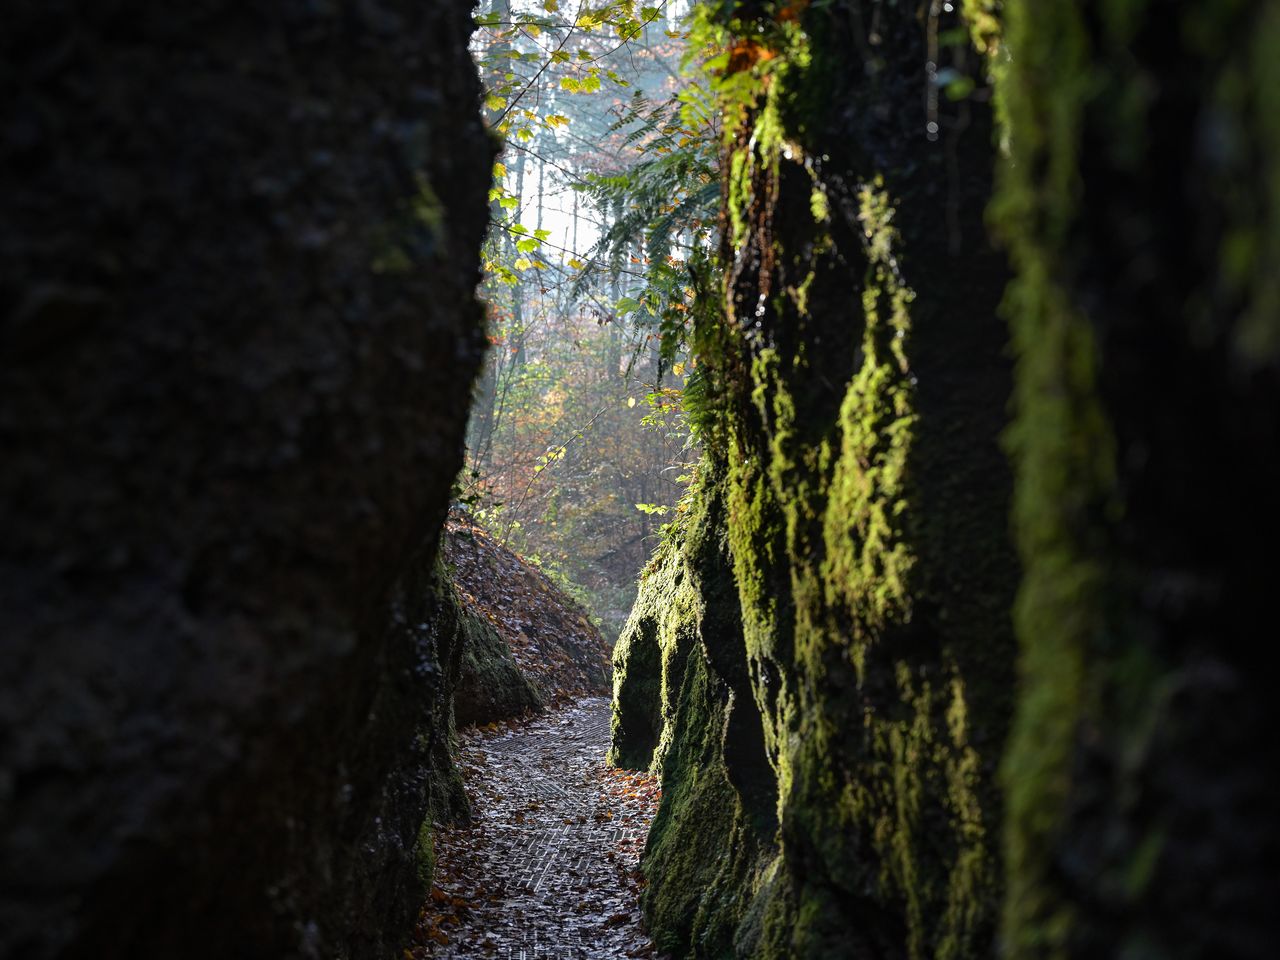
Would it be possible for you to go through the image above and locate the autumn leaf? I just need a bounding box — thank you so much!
[724,39,776,75]
[777,0,810,22]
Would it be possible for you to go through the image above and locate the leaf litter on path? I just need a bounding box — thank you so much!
[411,698,664,960]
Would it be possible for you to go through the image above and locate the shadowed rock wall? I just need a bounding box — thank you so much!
[993,3,1280,957]
[610,461,778,958]
[0,2,491,957]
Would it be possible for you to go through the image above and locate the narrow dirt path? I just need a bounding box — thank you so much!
[411,697,663,960]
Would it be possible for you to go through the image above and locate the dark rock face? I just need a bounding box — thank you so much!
[615,5,1280,960]
[452,601,544,729]
[610,464,776,959]
[995,3,1280,957]
[0,2,491,957]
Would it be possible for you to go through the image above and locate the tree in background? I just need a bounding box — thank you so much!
[463,0,716,637]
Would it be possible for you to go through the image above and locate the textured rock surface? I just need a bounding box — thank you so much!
[611,465,776,958]
[992,3,1280,957]
[613,3,1020,957]
[0,2,491,957]
[615,5,1280,960]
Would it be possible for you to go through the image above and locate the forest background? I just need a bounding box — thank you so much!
[463,0,713,638]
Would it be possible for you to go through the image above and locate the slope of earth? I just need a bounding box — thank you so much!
[411,698,662,959]
[444,512,611,716]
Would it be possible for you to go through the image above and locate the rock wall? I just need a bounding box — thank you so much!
[610,461,778,957]
[612,3,1019,956]
[452,598,544,729]
[0,2,491,957]
[615,3,1280,960]
[992,3,1280,957]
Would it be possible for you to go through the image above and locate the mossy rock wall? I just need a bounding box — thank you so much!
[617,4,1280,960]
[720,6,1019,956]
[615,3,1020,957]
[610,542,697,772]
[453,599,544,728]
[611,463,779,957]
[991,3,1280,957]
[0,3,490,957]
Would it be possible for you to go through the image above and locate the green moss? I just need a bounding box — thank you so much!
[611,461,783,957]
[990,2,1280,956]
[726,414,793,777]
[641,649,753,957]
[822,178,917,653]
[962,0,1002,55]
[987,4,1112,951]
[609,513,713,771]
[415,816,437,889]
[1240,4,1280,361]
[731,169,1008,960]
[618,4,1019,957]
[623,2,1278,957]
[453,597,543,728]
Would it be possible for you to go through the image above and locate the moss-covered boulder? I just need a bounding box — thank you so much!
[0,2,490,957]
[611,463,779,957]
[444,514,611,723]
[610,542,697,772]
[452,597,544,728]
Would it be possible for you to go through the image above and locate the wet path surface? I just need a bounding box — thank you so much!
[412,697,662,960]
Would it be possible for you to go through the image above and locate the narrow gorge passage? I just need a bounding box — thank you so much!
[412,699,663,960]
